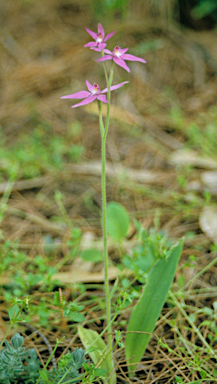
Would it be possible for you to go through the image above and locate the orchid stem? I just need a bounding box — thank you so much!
[98,60,114,384]
[105,62,113,136]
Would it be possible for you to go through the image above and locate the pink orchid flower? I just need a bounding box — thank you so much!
[97,46,146,72]
[84,23,115,51]
[61,80,128,108]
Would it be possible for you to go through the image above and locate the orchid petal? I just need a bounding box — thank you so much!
[71,95,97,108]
[91,46,104,52]
[91,43,106,51]
[86,28,98,40]
[110,81,128,90]
[98,23,105,39]
[104,31,116,42]
[118,47,128,55]
[97,94,108,103]
[84,42,97,47]
[113,56,130,72]
[104,49,112,54]
[97,55,113,62]
[122,53,146,63]
[86,80,95,93]
[102,81,129,93]
[98,42,107,50]
[61,90,90,99]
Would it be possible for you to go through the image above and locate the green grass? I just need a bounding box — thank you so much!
[0,121,84,181]
[170,105,217,158]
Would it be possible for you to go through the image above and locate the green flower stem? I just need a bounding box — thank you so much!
[98,100,105,137]
[105,61,113,137]
[100,117,113,371]
[102,60,109,86]
[98,61,115,383]
[102,132,110,318]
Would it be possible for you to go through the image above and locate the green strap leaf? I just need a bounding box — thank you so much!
[125,238,184,376]
[78,326,116,384]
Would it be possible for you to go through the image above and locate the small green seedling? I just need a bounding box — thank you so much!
[106,202,130,242]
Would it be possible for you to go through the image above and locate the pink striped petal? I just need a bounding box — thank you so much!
[122,53,146,63]
[86,28,98,40]
[104,30,116,42]
[98,24,105,39]
[113,56,130,72]
[61,90,90,99]
[97,94,108,103]
[97,55,113,62]
[71,95,97,108]
[84,42,97,47]
[102,81,129,93]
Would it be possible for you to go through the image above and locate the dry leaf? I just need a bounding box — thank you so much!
[53,262,122,283]
[169,149,217,169]
[201,171,217,195]
[199,206,217,243]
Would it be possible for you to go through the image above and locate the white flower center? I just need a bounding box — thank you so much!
[96,33,102,43]
[91,84,99,94]
[114,46,121,58]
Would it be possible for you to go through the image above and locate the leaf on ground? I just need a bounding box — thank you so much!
[78,326,116,383]
[53,257,123,283]
[169,149,217,169]
[199,206,217,243]
[107,202,130,242]
[201,171,217,195]
[80,248,103,263]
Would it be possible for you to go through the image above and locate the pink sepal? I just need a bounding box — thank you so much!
[91,44,106,51]
[113,56,130,72]
[102,81,129,93]
[104,49,112,54]
[71,95,97,108]
[97,94,108,103]
[104,31,115,42]
[86,80,95,93]
[122,53,146,63]
[97,55,113,62]
[118,48,128,55]
[97,23,105,39]
[84,42,96,47]
[85,28,98,40]
[61,91,90,99]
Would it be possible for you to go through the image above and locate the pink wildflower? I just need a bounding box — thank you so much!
[97,46,146,72]
[84,23,115,51]
[61,80,128,108]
